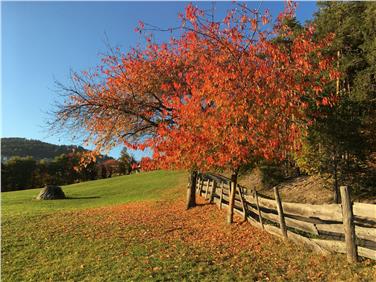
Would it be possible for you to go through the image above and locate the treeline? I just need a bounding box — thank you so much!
[292,2,376,200]
[1,137,92,161]
[1,148,137,192]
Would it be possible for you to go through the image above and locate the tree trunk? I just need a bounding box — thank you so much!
[227,170,238,224]
[186,170,197,210]
[333,155,340,204]
[336,50,340,97]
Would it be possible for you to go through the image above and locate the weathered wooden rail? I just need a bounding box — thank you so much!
[195,172,376,262]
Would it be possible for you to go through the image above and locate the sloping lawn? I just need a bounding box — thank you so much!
[2,170,376,281]
[2,170,185,217]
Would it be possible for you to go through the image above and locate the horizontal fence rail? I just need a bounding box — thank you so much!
[194,172,376,262]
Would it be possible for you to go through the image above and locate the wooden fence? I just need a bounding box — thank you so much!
[195,172,376,262]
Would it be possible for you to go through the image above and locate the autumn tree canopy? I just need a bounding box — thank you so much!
[53,1,338,186]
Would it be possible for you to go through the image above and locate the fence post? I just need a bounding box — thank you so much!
[254,191,264,229]
[198,179,203,196]
[204,180,210,200]
[340,186,358,263]
[274,187,287,239]
[237,185,247,221]
[209,180,216,203]
[219,182,224,210]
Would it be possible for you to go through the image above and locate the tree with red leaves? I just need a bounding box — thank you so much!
[52,1,339,223]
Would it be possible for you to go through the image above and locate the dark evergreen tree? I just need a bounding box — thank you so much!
[2,157,37,191]
[118,147,134,175]
[297,2,376,202]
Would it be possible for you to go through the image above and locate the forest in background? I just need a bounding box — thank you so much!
[286,2,376,201]
[1,138,91,161]
[1,139,137,192]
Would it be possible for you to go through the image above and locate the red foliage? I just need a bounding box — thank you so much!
[64,2,339,172]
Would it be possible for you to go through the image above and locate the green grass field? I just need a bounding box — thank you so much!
[2,170,185,217]
[2,170,376,281]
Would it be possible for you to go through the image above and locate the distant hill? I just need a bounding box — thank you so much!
[1,137,110,161]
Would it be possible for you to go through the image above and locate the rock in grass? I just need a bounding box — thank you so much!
[36,185,66,200]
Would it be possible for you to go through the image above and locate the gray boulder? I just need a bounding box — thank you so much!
[36,185,66,200]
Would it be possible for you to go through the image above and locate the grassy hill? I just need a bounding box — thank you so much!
[2,170,375,281]
[2,170,185,217]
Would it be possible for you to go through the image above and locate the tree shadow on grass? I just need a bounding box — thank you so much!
[65,196,101,200]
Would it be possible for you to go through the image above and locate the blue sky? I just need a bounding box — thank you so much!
[2,1,317,160]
